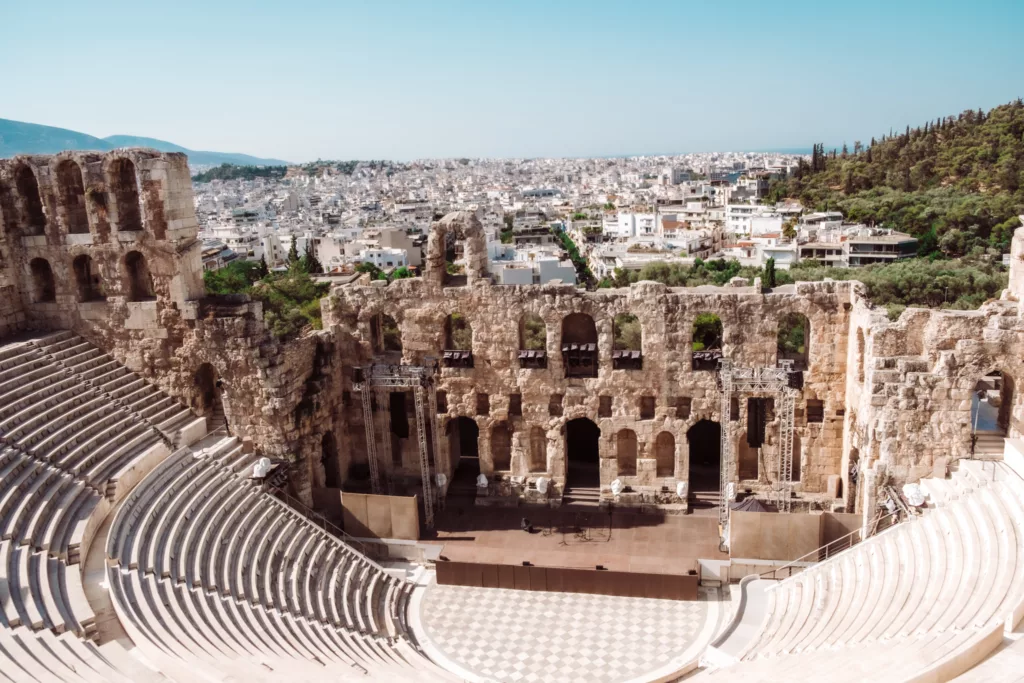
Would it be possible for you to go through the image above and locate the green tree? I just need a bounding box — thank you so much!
[692,313,723,351]
[203,260,265,295]
[782,217,798,240]
[355,261,384,280]
[287,235,301,269]
[301,240,323,274]
[257,254,270,278]
[612,313,642,350]
[764,257,777,288]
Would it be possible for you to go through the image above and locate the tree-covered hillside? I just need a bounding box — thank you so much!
[192,163,288,183]
[769,99,1024,255]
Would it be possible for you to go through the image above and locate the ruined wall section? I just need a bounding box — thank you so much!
[0,149,333,506]
[847,245,1024,516]
[327,213,854,506]
[0,194,26,336]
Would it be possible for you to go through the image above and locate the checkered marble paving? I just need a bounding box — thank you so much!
[416,581,718,683]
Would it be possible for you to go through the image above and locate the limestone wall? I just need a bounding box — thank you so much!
[0,149,333,505]
[327,213,853,508]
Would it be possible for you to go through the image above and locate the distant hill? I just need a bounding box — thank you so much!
[0,118,289,166]
[770,99,1024,256]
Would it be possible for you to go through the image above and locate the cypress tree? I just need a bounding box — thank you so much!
[257,254,269,278]
[301,241,323,274]
[287,235,300,268]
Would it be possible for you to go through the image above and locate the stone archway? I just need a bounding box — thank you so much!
[565,417,601,491]
[687,419,721,508]
[193,363,225,432]
[446,416,480,501]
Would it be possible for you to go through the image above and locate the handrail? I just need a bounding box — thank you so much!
[759,510,902,581]
[270,486,381,561]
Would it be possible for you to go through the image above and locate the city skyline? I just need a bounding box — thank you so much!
[3,0,1023,162]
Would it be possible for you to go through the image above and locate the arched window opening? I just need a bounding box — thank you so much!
[519,313,547,368]
[322,432,341,489]
[561,312,598,378]
[29,258,56,303]
[443,313,473,367]
[616,429,638,476]
[490,422,512,471]
[777,313,809,370]
[691,313,723,371]
[372,313,402,354]
[529,426,547,472]
[655,432,675,477]
[856,328,866,384]
[612,313,642,369]
[72,254,104,302]
[125,251,155,301]
[110,158,142,232]
[57,160,90,234]
[15,165,46,236]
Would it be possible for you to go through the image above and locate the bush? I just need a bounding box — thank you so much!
[247,270,330,340]
[203,260,264,295]
[692,313,723,350]
[613,314,642,350]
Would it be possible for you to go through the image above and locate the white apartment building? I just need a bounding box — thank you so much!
[488,243,576,285]
[358,247,408,270]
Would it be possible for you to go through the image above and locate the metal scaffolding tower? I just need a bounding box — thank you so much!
[353,362,442,528]
[717,359,799,539]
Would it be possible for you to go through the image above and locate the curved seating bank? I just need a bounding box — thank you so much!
[0,332,452,682]
[700,457,1024,682]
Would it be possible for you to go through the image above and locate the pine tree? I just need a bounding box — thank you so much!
[287,235,300,268]
[257,254,269,278]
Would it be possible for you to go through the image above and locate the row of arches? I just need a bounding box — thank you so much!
[371,309,812,369]
[0,158,143,238]
[27,251,155,304]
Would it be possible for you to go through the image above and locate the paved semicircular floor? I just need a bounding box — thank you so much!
[412,580,723,683]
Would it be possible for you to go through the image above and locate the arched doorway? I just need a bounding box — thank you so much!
[321,432,341,489]
[565,417,601,490]
[29,258,56,303]
[972,371,1013,456]
[193,363,225,432]
[687,420,721,509]
[446,417,479,501]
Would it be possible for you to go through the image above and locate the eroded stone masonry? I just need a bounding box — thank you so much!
[2,149,1022,521]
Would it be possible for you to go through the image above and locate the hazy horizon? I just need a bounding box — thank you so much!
[3,0,1022,162]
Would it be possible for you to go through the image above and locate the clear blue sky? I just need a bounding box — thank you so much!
[3,0,1022,162]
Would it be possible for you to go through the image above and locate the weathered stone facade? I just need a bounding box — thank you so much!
[326,212,852,510]
[3,155,1021,519]
[0,149,338,504]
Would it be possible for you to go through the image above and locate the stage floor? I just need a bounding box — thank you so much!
[426,504,729,575]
